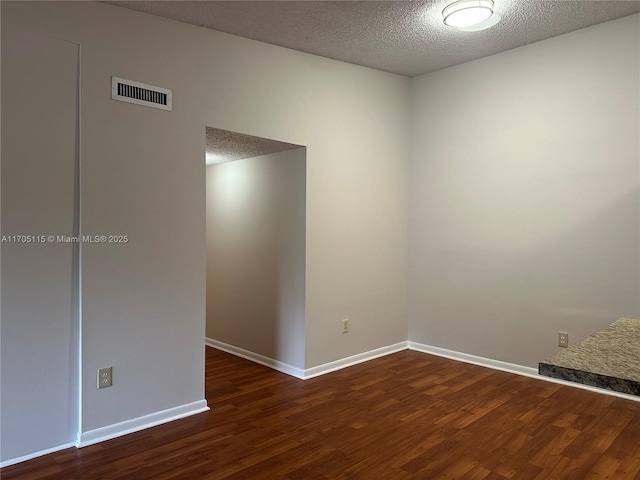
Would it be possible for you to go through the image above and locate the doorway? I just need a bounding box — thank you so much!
[205,127,307,373]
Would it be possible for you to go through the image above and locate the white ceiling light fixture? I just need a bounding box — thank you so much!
[443,0,495,28]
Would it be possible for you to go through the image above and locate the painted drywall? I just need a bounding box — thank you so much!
[1,0,409,463]
[206,149,306,369]
[408,14,640,368]
[1,28,79,461]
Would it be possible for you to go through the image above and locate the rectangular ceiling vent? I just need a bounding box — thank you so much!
[111,76,172,111]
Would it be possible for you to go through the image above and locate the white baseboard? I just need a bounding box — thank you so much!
[0,441,76,468]
[409,341,640,403]
[205,338,305,379]
[206,338,409,380]
[76,399,209,448]
[408,342,539,377]
[304,341,409,379]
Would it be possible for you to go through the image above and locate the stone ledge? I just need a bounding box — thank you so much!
[538,318,640,397]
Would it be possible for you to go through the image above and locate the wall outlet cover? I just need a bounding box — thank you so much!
[98,367,113,389]
[557,332,569,348]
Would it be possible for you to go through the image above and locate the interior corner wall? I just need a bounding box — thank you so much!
[206,149,306,370]
[408,14,640,368]
[1,0,409,463]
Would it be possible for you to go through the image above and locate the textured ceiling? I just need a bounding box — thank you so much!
[206,127,302,165]
[108,0,640,77]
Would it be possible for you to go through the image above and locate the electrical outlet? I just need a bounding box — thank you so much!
[342,318,349,334]
[98,367,112,389]
[557,332,569,348]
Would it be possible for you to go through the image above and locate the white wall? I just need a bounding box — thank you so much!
[206,149,306,369]
[1,1,409,463]
[408,14,640,368]
[1,28,79,461]
[7,0,634,466]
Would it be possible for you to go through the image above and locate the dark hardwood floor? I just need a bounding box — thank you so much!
[3,347,640,479]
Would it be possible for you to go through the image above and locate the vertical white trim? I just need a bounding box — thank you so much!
[75,43,83,446]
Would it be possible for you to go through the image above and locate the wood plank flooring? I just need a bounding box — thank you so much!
[3,347,640,479]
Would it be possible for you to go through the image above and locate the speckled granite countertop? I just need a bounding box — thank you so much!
[539,318,640,396]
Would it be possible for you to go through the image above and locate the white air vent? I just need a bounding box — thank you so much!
[111,76,172,111]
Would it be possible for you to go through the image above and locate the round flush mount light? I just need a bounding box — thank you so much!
[443,0,494,28]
